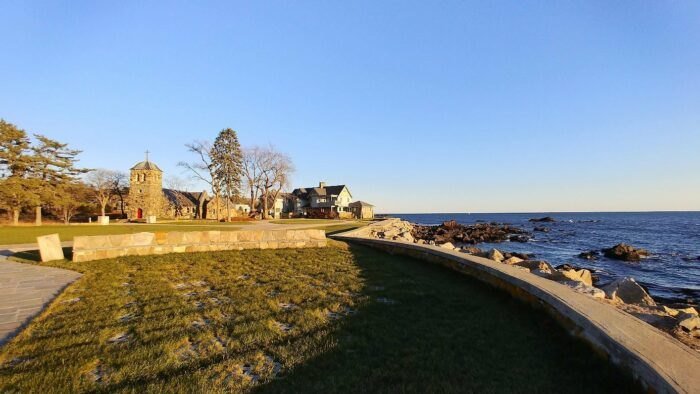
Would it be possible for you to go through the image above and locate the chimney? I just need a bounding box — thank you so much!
[319,181,326,188]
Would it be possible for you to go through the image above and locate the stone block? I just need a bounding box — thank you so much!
[131,232,155,246]
[207,231,221,244]
[181,231,201,244]
[167,232,185,245]
[37,234,65,262]
[97,216,110,225]
[146,215,157,224]
[72,236,94,250]
[250,231,263,241]
[237,231,252,242]
[155,232,168,245]
[110,234,128,247]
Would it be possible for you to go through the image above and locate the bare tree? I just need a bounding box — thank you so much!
[242,146,263,214]
[110,171,128,218]
[258,146,294,219]
[178,140,221,221]
[85,169,117,217]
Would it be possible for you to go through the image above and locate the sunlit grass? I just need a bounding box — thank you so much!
[0,242,639,392]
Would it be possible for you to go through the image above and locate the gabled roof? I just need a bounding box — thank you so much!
[292,185,351,199]
[130,160,162,171]
[163,189,199,207]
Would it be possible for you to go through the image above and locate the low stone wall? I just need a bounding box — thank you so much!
[331,224,700,394]
[72,229,327,262]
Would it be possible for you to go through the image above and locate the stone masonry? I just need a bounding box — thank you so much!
[72,229,327,262]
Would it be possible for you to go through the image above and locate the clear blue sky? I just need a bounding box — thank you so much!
[2,1,699,213]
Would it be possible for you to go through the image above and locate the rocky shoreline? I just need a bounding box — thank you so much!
[365,219,700,351]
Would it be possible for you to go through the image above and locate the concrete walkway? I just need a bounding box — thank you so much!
[0,261,82,346]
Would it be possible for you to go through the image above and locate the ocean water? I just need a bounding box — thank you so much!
[388,212,700,303]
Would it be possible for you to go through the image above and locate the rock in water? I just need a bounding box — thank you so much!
[601,277,656,306]
[533,226,550,232]
[602,243,650,262]
[509,234,529,243]
[412,221,530,245]
[577,251,599,260]
[528,216,556,223]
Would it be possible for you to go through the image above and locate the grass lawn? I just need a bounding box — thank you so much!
[0,224,242,245]
[0,242,639,392]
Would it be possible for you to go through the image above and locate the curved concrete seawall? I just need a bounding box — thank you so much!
[332,224,700,393]
[72,229,327,262]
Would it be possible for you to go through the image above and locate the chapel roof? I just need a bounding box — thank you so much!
[130,160,162,171]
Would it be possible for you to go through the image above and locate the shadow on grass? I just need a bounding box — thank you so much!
[254,243,642,393]
[9,247,73,263]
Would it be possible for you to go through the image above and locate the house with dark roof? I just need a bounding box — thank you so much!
[285,182,355,218]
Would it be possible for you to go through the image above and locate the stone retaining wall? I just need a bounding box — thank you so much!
[72,229,327,262]
[331,224,700,394]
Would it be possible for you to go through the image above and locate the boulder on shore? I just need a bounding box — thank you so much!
[565,281,606,299]
[602,243,650,262]
[559,268,593,287]
[505,252,534,260]
[503,256,524,265]
[529,216,556,223]
[460,246,484,256]
[487,249,504,263]
[439,242,456,250]
[556,263,581,271]
[515,260,555,278]
[601,277,656,306]
[678,313,700,332]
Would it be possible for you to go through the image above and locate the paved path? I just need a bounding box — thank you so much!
[0,261,81,347]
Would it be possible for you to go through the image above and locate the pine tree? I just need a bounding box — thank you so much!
[210,128,243,221]
[31,134,87,224]
[0,120,39,225]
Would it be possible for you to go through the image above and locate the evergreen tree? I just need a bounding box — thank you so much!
[210,128,243,221]
[31,134,87,224]
[0,120,39,225]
